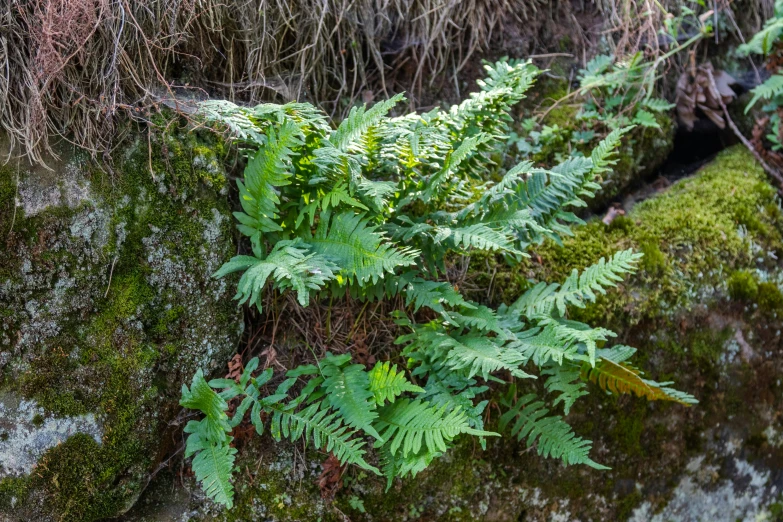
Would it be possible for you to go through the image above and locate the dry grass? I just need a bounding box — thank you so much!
[1,0,552,164]
[0,0,774,165]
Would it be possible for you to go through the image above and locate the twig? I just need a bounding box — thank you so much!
[706,68,783,191]
[7,160,19,238]
[104,256,118,298]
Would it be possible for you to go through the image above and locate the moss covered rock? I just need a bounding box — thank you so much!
[120,146,783,521]
[0,128,242,521]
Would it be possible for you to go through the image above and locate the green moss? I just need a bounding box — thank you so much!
[639,241,666,276]
[1,122,239,521]
[757,282,783,313]
[728,270,759,301]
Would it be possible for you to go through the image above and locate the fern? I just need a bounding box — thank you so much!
[738,3,783,57]
[511,249,642,318]
[179,370,235,507]
[542,362,589,415]
[213,239,337,311]
[235,120,303,235]
[374,399,497,458]
[583,347,698,405]
[269,399,380,473]
[499,387,608,469]
[440,333,532,380]
[368,361,425,405]
[746,74,783,112]
[320,353,383,439]
[185,433,237,508]
[306,211,419,285]
[182,58,697,505]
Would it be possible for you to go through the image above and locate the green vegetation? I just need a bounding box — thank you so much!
[180,59,696,508]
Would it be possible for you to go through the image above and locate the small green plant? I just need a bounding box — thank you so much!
[739,0,783,151]
[181,60,697,509]
[512,6,709,164]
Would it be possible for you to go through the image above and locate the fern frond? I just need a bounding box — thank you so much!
[306,212,419,284]
[419,371,488,430]
[268,400,380,474]
[448,305,505,335]
[441,333,532,380]
[180,370,236,507]
[373,399,497,457]
[235,120,303,235]
[434,224,521,254]
[379,445,439,490]
[404,278,474,314]
[542,362,589,415]
[321,354,382,439]
[185,432,237,508]
[590,126,632,175]
[499,390,607,469]
[180,369,231,441]
[510,325,584,366]
[213,239,337,311]
[746,74,783,112]
[511,249,642,318]
[330,93,405,151]
[368,361,424,405]
[633,109,659,128]
[582,352,698,405]
[642,98,675,112]
[538,316,615,367]
[738,14,783,56]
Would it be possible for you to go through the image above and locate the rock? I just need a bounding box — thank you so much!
[116,146,783,521]
[0,126,242,521]
[123,145,783,521]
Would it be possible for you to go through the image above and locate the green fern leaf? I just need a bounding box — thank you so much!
[642,98,675,112]
[331,93,405,151]
[213,239,337,311]
[746,74,783,112]
[590,126,632,175]
[373,399,497,457]
[434,224,521,254]
[321,354,383,439]
[379,445,439,490]
[180,369,231,441]
[306,211,419,284]
[235,120,303,235]
[268,400,380,474]
[542,362,589,415]
[441,333,532,380]
[368,361,424,405]
[185,432,237,508]
[632,109,659,128]
[511,249,641,318]
[499,389,607,469]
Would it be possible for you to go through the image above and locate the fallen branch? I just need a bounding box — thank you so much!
[706,68,783,191]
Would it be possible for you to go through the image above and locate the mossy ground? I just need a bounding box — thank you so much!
[0,122,241,521]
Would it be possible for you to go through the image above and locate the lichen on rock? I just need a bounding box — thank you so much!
[0,124,242,521]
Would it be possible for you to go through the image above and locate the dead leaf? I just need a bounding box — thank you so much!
[676,62,736,130]
[318,454,346,500]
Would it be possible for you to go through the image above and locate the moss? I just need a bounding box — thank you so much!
[639,241,666,276]
[0,122,240,521]
[757,282,783,313]
[728,270,759,301]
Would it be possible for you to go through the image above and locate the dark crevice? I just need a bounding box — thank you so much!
[606,119,739,214]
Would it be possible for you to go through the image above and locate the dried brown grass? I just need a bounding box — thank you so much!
[1,0,773,165]
[2,0,553,164]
